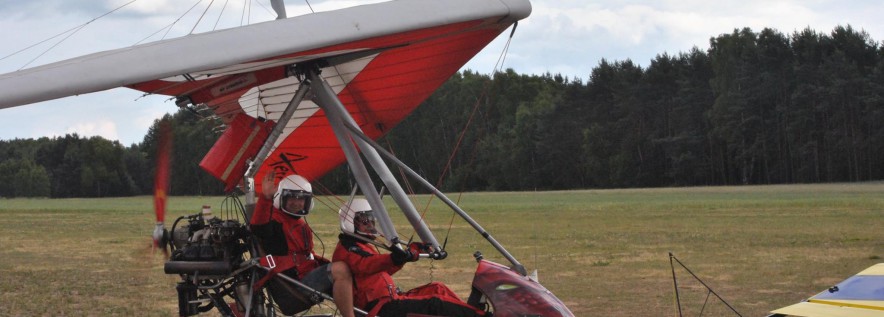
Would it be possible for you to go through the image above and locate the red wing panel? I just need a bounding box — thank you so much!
[254,22,506,192]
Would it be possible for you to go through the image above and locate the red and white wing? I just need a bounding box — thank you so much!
[0,0,531,188]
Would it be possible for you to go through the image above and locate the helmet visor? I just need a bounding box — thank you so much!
[281,189,312,200]
[280,189,312,216]
[353,210,378,237]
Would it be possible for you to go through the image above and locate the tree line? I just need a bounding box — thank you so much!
[1,25,882,197]
[0,110,224,198]
[397,25,884,191]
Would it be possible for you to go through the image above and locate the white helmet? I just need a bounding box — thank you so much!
[273,174,313,217]
[339,198,378,238]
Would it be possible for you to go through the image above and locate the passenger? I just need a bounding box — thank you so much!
[333,198,486,317]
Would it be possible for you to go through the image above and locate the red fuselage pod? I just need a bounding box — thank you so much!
[471,260,574,317]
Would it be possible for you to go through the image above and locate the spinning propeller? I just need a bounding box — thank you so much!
[152,119,172,257]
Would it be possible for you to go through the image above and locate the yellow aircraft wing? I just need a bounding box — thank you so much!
[770,263,884,317]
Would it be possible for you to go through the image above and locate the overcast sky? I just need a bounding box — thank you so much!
[1,0,882,145]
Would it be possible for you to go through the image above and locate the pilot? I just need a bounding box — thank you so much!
[333,198,487,317]
[251,171,355,317]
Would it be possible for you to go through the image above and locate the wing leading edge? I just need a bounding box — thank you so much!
[0,0,530,109]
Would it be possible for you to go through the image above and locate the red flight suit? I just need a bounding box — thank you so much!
[250,196,329,278]
[333,234,485,317]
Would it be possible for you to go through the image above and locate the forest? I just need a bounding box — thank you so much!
[1,25,882,197]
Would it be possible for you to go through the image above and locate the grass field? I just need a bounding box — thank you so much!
[1,183,882,316]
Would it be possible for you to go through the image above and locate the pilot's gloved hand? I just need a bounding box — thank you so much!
[390,245,418,265]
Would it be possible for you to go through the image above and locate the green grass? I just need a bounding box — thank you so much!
[1,183,882,316]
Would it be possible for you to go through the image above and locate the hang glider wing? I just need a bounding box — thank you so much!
[0,0,531,189]
[770,263,884,317]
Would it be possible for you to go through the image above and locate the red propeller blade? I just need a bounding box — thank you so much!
[152,119,172,252]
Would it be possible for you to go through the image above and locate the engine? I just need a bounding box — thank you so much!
[163,208,257,317]
[165,212,251,274]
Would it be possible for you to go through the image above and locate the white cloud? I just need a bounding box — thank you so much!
[485,0,884,81]
[109,0,175,15]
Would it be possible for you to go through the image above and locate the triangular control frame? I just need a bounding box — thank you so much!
[243,62,526,274]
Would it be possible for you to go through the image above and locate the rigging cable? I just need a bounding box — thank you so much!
[435,22,520,250]
[384,21,521,282]
[193,0,276,37]
[492,22,518,75]
[190,0,218,34]
[2,0,138,70]
[240,0,250,26]
[407,24,518,241]
[212,0,231,30]
[141,0,206,43]
[249,0,279,19]
[384,139,416,195]
[669,253,743,317]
